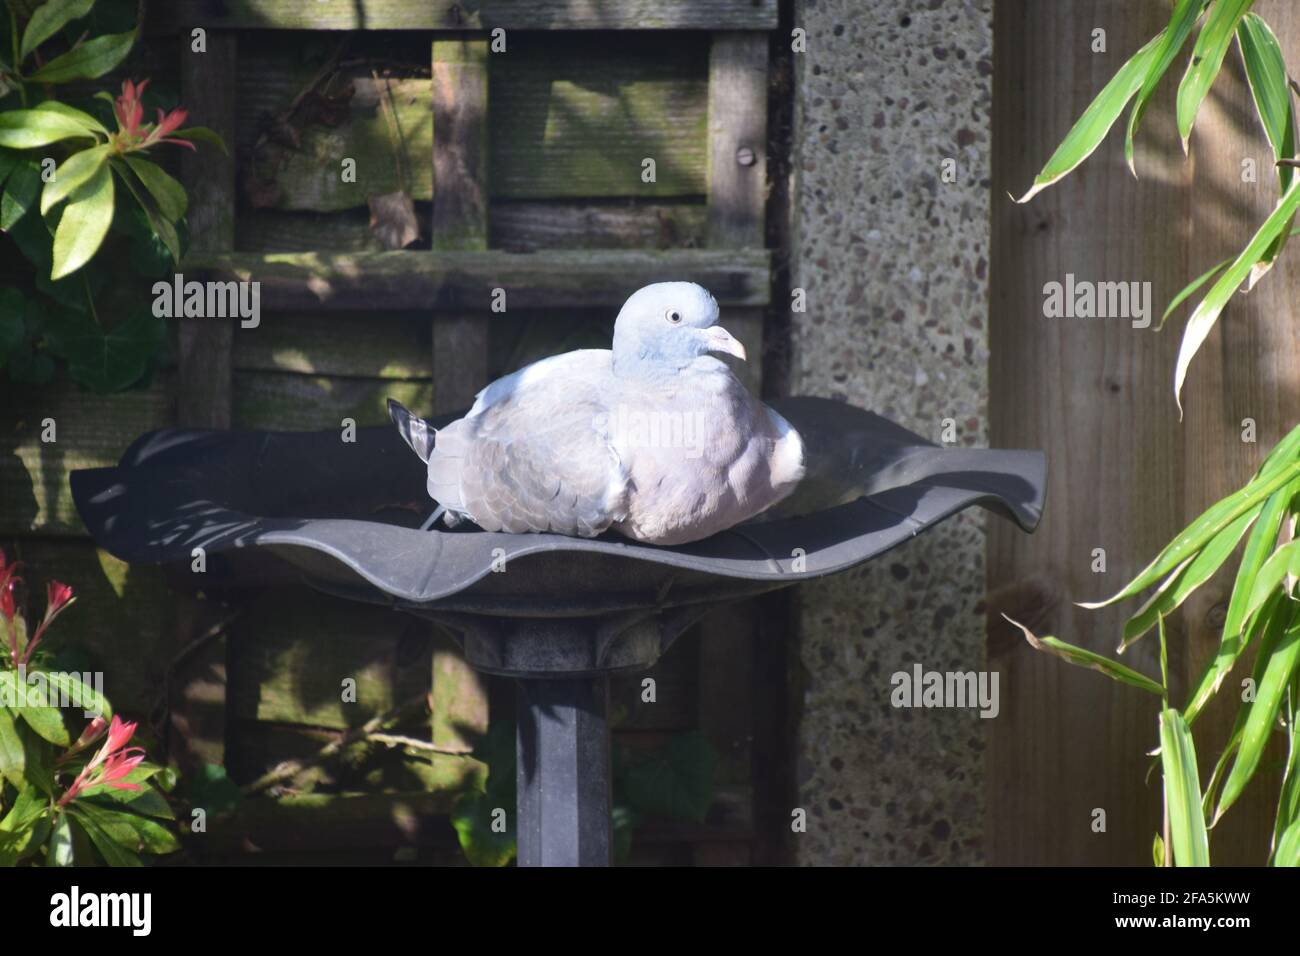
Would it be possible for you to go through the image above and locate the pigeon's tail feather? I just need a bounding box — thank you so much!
[426,420,471,517]
[387,399,436,463]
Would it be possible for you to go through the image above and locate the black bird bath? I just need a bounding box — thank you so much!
[70,397,1045,866]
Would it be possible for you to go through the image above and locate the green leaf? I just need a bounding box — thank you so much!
[449,789,516,867]
[168,126,228,154]
[0,108,96,148]
[50,158,113,279]
[1016,30,1166,202]
[75,800,179,855]
[1239,14,1295,188]
[32,100,109,137]
[42,307,163,392]
[1121,506,1259,650]
[69,807,141,866]
[123,155,186,222]
[620,730,717,824]
[1216,611,1300,820]
[1242,538,1300,624]
[17,706,69,746]
[1124,0,1206,175]
[1152,831,1166,867]
[0,155,39,229]
[1084,459,1300,607]
[20,0,95,61]
[1161,256,1232,328]
[1238,13,1297,287]
[1276,819,1300,866]
[42,671,111,722]
[1176,0,1256,151]
[1185,479,1297,723]
[39,142,110,216]
[1272,688,1300,861]
[1008,617,1165,695]
[47,813,75,866]
[1159,708,1211,866]
[24,29,135,84]
[111,158,180,266]
[0,148,16,187]
[1173,132,1300,413]
[0,706,24,785]
[0,785,49,835]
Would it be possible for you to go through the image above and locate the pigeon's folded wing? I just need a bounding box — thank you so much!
[450,365,630,537]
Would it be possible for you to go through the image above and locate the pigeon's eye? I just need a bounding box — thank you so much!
[665,309,683,324]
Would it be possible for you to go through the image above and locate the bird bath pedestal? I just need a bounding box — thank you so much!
[71,397,1045,867]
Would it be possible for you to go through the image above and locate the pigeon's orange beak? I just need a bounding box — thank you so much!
[703,325,747,361]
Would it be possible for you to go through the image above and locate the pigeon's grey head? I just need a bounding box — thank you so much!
[611,282,745,376]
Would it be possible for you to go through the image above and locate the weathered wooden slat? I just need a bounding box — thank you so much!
[491,35,709,199]
[238,74,433,212]
[161,1,778,31]
[429,38,494,754]
[236,208,403,253]
[432,37,490,412]
[1,383,171,536]
[231,313,432,379]
[491,201,708,252]
[232,371,433,431]
[188,249,772,310]
[235,37,708,209]
[707,33,769,395]
[179,33,238,428]
[174,31,241,772]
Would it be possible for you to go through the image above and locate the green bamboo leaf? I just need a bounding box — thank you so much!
[123,156,186,222]
[1276,819,1300,866]
[1272,689,1299,861]
[1243,539,1300,624]
[1015,30,1166,203]
[49,160,113,280]
[1185,479,1298,723]
[1125,0,1206,174]
[39,142,110,216]
[1121,506,1259,650]
[24,29,135,84]
[1238,13,1298,287]
[1083,459,1300,609]
[1007,616,1165,695]
[1216,612,1300,821]
[0,107,95,148]
[1160,708,1211,866]
[1161,255,1232,329]
[19,0,94,61]
[1176,0,1256,150]
[1237,12,1293,185]
[1174,175,1300,413]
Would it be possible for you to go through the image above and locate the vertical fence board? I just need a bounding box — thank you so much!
[708,32,768,394]
[174,31,240,769]
[429,37,491,752]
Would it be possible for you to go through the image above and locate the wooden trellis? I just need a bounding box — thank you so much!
[4,0,782,864]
